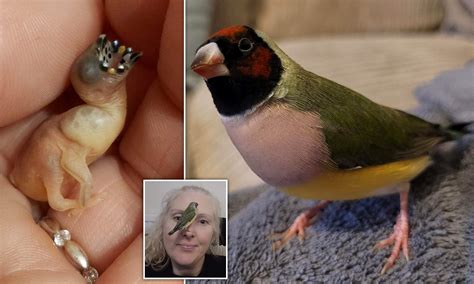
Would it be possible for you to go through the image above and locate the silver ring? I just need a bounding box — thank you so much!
[39,217,99,284]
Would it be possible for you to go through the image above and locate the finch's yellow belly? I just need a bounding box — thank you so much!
[282,156,432,200]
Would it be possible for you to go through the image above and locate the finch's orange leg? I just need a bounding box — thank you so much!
[270,200,331,250]
[374,189,410,274]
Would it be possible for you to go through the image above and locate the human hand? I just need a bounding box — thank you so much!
[0,0,183,282]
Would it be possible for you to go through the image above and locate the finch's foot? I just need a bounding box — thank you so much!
[269,211,310,250]
[374,190,410,274]
[269,201,330,250]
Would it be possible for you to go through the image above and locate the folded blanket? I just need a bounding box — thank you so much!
[191,61,474,282]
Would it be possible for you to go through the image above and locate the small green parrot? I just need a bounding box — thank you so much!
[191,25,469,273]
[168,201,198,236]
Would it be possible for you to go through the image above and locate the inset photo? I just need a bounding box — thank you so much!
[143,179,227,279]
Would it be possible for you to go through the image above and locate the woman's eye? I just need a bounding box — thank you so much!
[238,38,253,52]
[173,215,181,222]
[199,219,209,225]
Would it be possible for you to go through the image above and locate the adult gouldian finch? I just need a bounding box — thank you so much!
[168,201,198,235]
[191,25,468,273]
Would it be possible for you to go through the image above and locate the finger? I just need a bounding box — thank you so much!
[119,79,184,182]
[0,176,84,283]
[49,156,142,272]
[0,87,83,176]
[97,236,143,284]
[104,0,168,67]
[0,0,103,126]
[98,235,182,284]
[156,0,184,110]
[105,0,183,109]
[122,63,156,126]
[0,110,49,175]
[118,0,184,181]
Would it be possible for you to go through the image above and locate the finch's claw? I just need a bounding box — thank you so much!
[270,201,330,251]
[267,231,283,241]
[375,210,410,274]
[270,211,311,251]
[403,238,410,261]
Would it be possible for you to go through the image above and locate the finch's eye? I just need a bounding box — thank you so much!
[238,38,253,52]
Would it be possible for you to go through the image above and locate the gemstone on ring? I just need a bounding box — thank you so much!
[83,266,99,284]
[53,229,71,247]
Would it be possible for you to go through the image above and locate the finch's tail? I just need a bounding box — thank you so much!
[433,121,473,168]
[444,121,473,140]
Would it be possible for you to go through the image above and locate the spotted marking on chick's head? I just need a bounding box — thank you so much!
[95,34,142,76]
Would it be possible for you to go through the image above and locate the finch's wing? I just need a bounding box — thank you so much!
[283,72,448,169]
[181,205,197,228]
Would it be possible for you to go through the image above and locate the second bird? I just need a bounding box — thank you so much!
[191,25,466,273]
[168,201,199,235]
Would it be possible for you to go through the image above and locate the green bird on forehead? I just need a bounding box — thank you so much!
[168,202,199,236]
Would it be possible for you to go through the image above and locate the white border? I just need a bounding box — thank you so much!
[182,0,187,179]
[142,179,229,281]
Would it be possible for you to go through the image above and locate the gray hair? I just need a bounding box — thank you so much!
[145,186,222,271]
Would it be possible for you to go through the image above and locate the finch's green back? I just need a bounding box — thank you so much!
[279,67,448,169]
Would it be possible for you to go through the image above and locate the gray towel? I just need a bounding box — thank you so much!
[193,61,474,282]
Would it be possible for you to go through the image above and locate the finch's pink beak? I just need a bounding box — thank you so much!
[191,42,230,80]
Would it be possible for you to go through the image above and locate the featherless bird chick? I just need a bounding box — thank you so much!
[191,25,470,273]
[9,35,142,213]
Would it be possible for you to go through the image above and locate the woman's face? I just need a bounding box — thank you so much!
[163,191,216,271]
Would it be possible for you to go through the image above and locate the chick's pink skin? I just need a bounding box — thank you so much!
[9,42,129,212]
[163,191,215,277]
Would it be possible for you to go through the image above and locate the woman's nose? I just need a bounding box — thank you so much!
[181,224,195,237]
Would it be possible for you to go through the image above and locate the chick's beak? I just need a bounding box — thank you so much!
[191,42,230,80]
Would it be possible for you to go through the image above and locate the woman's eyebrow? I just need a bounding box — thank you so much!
[169,209,183,214]
[196,213,212,219]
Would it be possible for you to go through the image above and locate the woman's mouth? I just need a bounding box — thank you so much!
[178,244,198,251]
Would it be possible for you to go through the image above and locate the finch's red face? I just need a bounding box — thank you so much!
[191,25,276,80]
[191,25,283,116]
